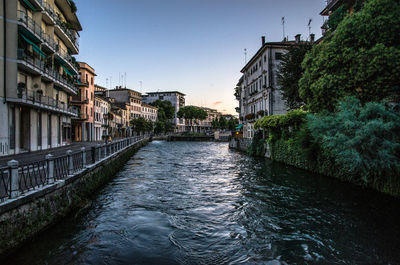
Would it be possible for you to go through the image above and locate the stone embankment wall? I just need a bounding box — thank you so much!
[229,138,252,153]
[0,139,149,257]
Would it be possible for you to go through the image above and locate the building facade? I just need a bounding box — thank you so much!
[93,94,110,141]
[0,0,82,156]
[141,103,158,122]
[236,36,306,139]
[108,87,142,121]
[71,62,95,142]
[143,91,186,132]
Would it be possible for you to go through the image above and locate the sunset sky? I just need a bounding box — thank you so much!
[76,0,326,114]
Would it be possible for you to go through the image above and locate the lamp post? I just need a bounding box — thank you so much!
[103,113,108,144]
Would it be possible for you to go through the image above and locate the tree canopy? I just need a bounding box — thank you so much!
[177,106,207,120]
[130,117,153,133]
[299,0,400,112]
[278,44,312,110]
[150,100,175,133]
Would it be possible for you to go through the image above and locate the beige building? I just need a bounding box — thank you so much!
[108,87,142,121]
[94,94,110,141]
[141,103,158,122]
[0,0,82,156]
[184,106,221,133]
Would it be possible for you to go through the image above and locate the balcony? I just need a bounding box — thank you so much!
[17,10,42,43]
[42,1,79,53]
[17,49,78,95]
[72,113,89,121]
[7,89,78,117]
[54,45,79,75]
[70,96,89,105]
[321,0,341,15]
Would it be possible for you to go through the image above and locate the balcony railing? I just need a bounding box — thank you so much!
[17,49,77,94]
[15,89,78,116]
[42,1,79,50]
[17,10,42,41]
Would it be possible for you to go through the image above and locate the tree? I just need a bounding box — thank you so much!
[227,118,239,131]
[218,117,228,130]
[299,0,400,112]
[307,97,400,185]
[150,100,175,133]
[177,106,207,132]
[130,117,153,134]
[277,43,312,110]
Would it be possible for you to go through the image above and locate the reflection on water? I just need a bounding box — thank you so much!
[6,141,400,265]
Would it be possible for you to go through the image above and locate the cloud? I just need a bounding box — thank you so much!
[212,101,223,106]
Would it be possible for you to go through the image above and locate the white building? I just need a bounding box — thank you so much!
[236,35,307,139]
[94,94,110,141]
[143,91,186,132]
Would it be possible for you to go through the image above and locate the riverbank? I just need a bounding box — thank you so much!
[0,137,149,258]
[229,137,400,198]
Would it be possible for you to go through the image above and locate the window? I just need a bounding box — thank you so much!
[91,77,93,85]
[264,55,266,62]
[275,52,283,60]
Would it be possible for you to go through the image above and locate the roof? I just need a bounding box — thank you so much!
[109,88,142,95]
[146,91,186,96]
[240,40,308,73]
[77,62,96,76]
[142,103,158,110]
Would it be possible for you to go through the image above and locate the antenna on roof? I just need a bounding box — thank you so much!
[124,72,127,88]
[308,18,312,37]
[282,17,285,41]
[139,81,143,93]
[244,48,247,64]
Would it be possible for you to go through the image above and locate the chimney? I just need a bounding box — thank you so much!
[261,36,266,46]
[295,34,301,43]
[310,33,315,42]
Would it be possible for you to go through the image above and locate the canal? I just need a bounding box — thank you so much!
[6,141,400,264]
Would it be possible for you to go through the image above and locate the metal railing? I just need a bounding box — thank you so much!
[17,10,42,40]
[0,136,146,202]
[16,89,78,115]
[17,49,78,94]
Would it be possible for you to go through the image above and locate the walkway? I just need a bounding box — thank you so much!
[0,141,105,167]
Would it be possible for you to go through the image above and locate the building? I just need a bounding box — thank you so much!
[93,94,110,141]
[236,35,307,139]
[71,62,95,142]
[108,87,142,120]
[0,0,82,156]
[108,109,122,138]
[143,91,186,132]
[141,103,158,122]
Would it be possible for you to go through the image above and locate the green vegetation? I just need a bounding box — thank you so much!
[212,117,239,130]
[278,44,312,110]
[150,100,175,134]
[307,97,400,185]
[130,117,153,133]
[299,0,400,112]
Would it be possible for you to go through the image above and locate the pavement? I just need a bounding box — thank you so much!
[0,141,106,167]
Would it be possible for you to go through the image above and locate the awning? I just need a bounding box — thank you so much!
[235,124,243,130]
[22,0,36,11]
[61,64,74,77]
[19,33,45,58]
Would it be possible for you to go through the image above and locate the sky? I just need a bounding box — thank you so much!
[75,0,327,114]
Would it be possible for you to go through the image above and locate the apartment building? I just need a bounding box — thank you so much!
[108,87,142,120]
[236,35,307,138]
[0,0,82,156]
[141,103,158,122]
[142,91,185,132]
[71,61,95,142]
[320,0,360,34]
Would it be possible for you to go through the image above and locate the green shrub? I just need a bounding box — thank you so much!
[307,96,400,185]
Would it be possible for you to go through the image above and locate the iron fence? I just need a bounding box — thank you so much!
[1,136,146,202]
[0,167,10,202]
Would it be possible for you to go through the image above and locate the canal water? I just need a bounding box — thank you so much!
[6,141,400,265]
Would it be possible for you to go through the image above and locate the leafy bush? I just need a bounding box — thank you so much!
[254,109,307,130]
[299,0,400,112]
[307,97,400,185]
[247,130,266,157]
